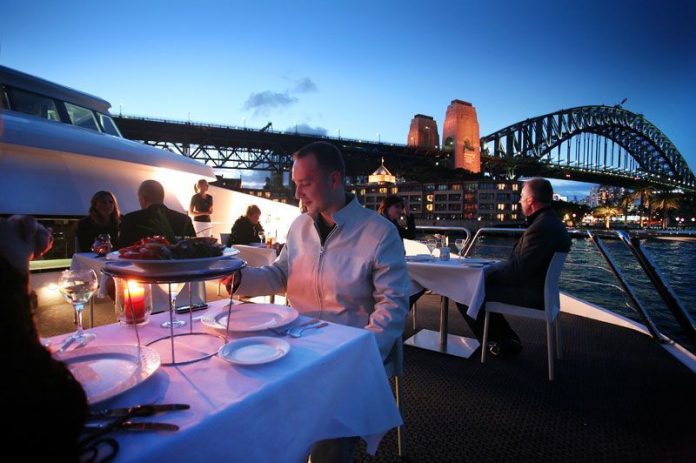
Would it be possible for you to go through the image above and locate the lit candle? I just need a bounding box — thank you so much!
[124,280,146,323]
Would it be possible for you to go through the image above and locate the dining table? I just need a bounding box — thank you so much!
[51,299,402,463]
[406,255,496,358]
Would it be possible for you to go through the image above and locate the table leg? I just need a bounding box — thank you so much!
[404,295,480,358]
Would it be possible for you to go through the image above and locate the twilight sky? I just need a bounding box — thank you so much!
[2,0,694,198]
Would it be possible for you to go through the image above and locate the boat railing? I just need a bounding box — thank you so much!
[615,231,696,347]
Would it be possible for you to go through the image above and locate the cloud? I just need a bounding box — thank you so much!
[292,77,318,93]
[285,123,328,136]
[243,91,298,115]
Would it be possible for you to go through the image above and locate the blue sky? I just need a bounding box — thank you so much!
[2,0,694,198]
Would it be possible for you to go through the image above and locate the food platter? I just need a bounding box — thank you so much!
[106,247,240,272]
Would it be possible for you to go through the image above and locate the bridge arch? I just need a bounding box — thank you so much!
[480,105,695,192]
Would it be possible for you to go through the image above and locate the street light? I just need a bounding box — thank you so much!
[242,117,246,129]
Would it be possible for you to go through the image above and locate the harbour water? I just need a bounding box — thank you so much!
[464,234,696,349]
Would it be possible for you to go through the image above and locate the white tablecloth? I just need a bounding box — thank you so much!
[52,299,401,462]
[71,253,206,312]
[407,258,488,318]
[232,244,278,267]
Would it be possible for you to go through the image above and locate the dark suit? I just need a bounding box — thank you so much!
[119,204,195,247]
[227,216,264,246]
[457,206,571,342]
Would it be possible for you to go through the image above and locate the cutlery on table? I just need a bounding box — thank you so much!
[57,336,76,353]
[269,318,320,336]
[89,403,190,419]
[84,421,179,432]
[287,322,329,338]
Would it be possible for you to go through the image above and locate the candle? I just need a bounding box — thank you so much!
[124,280,146,323]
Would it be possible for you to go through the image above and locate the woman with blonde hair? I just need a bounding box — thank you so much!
[76,190,121,251]
[189,179,214,237]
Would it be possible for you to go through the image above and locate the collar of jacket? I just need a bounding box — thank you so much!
[323,193,360,229]
[526,205,552,225]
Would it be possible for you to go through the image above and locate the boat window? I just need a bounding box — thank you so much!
[97,113,122,137]
[65,102,100,132]
[7,87,61,121]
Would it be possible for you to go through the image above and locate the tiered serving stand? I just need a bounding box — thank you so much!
[103,257,245,366]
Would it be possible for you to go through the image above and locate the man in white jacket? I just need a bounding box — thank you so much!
[228,141,409,462]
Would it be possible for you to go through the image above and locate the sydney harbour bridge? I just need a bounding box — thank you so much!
[113,105,696,194]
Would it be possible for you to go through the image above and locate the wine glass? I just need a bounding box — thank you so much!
[425,239,437,260]
[455,239,466,257]
[91,234,113,256]
[58,269,98,347]
[158,282,186,328]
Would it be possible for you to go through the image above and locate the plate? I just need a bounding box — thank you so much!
[57,345,160,405]
[106,247,240,272]
[201,303,299,332]
[218,336,290,365]
[104,256,246,279]
[406,254,432,262]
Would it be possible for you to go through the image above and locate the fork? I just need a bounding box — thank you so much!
[287,322,328,338]
[269,318,320,336]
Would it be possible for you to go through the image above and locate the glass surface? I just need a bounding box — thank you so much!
[58,269,98,347]
[159,282,186,328]
[455,239,465,256]
[425,239,437,260]
[91,234,113,256]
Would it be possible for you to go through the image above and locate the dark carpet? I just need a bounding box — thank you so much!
[355,295,696,463]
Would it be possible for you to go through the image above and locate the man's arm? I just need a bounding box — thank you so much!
[233,243,289,297]
[366,227,409,360]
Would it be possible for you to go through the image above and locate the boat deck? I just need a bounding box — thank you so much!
[356,295,696,462]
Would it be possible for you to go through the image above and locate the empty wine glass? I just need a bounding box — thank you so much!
[91,234,113,256]
[455,239,466,257]
[58,269,98,347]
[158,282,186,328]
[425,239,437,260]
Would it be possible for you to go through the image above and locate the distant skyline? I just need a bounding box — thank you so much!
[2,0,694,198]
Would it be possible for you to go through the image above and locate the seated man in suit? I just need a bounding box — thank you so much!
[457,177,571,357]
[119,179,195,247]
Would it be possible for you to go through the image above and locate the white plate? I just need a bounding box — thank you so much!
[201,303,299,332]
[107,247,240,272]
[57,345,160,405]
[218,336,290,365]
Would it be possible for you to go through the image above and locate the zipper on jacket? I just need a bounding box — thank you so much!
[314,222,340,316]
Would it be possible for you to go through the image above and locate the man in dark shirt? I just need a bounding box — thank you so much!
[119,180,195,247]
[227,204,264,246]
[457,177,572,357]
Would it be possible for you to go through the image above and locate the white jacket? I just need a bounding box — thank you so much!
[236,196,409,360]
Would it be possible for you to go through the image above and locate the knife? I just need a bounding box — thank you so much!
[84,421,179,432]
[89,403,190,419]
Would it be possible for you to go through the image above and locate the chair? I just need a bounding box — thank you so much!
[481,252,568,381]
[384,339,405,457]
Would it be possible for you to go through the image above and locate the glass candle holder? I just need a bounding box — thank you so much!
[114,278,153,325]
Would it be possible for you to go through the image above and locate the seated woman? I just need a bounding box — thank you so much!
[227,205,265,246]
[76,190,121,251]
[0,215,88,460]
[378,195,416,240]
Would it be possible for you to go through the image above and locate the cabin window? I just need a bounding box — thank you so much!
[65,102,100,132]
[7,87,61,121]
[97,113,122,137]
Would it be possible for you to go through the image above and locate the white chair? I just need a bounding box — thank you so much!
[384,340,405,457]
[481,252,568,381]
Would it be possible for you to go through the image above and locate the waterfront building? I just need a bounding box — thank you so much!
[349,162,522,227]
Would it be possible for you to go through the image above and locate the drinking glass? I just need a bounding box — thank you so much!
[58,269,98,347]
[91,234,113,256]
[425,239,438,260]
[158,282,186,328]
[455,239,466,257]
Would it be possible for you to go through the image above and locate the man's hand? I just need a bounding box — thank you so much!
[0,215,53,276]
[221,270,243,295]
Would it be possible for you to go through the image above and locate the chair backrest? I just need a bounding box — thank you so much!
[544,252,568,320]
[403,239,430,256]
